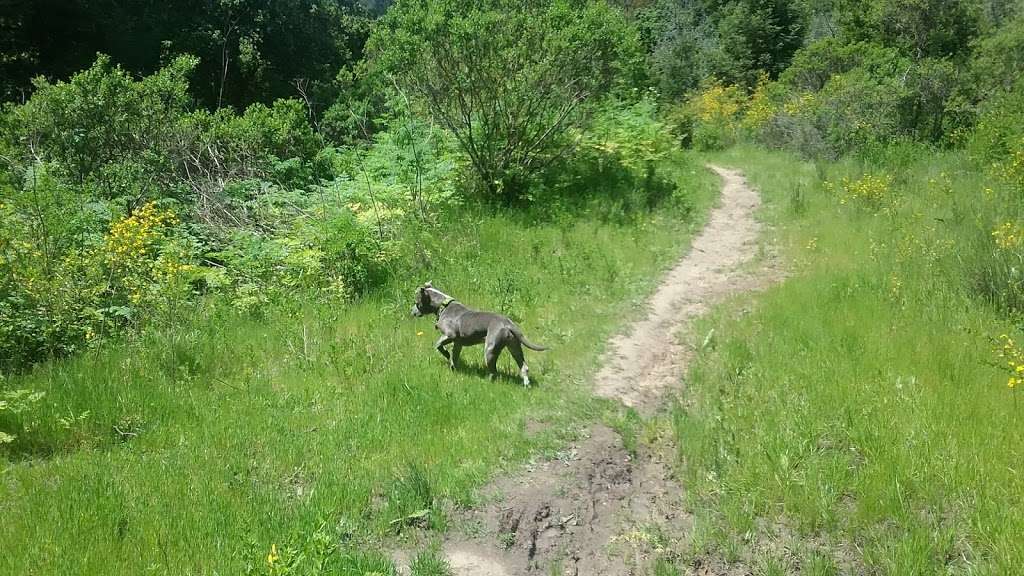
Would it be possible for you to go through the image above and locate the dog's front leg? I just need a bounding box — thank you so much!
[435,336,453,365]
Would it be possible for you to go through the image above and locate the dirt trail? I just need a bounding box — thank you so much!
[593,165,773,413]
[400,167,780,575]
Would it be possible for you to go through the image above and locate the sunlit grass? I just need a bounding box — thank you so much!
[676,145,1024,574]
[0,155,718,575]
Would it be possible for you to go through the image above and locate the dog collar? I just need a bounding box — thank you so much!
[438,297,455,312]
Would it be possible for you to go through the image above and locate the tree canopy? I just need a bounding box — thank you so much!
[370,0,645,201]
[0,0,371,108]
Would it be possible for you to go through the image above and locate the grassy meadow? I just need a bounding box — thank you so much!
[0,156,717,575]
[675,145,1024,574]
[5,2,1024,575]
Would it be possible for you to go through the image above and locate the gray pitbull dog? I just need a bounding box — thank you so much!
[410,281,547,386]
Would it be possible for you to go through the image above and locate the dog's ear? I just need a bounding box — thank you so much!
[425,280,433,288]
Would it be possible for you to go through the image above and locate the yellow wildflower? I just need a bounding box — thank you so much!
[996,334,1024,391]
[992,222,1023,250]
[267,543,279,567]
[834,174,891,208]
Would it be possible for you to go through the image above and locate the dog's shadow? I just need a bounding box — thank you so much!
[455,363,539,387]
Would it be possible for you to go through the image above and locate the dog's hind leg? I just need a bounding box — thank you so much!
[484,341,504,381]
[507,340,530,387]
[450,343,462,370]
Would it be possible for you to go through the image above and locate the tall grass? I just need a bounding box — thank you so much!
[675,145,1024,574]
[0,155,717,575]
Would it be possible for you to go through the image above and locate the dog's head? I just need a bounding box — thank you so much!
[411,281,437,317]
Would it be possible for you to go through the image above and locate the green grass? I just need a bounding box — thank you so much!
[0,155,718,575]
[409,547,453,576]
[675,145,1024,574]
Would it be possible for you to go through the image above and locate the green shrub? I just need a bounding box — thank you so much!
[812,67,909,153]
[969,79,1024,168]
[0,56,374,370]
[779,39,901,92]
[0,387,45,448]
[4,55,194,197]
[0,166,107,368]
[687,81,749,151]
[757,38,968,155]
[567,96,679,211]
[410,548,452,576]
[969,15,1024,102]
[183,99,323,187]
[370,0,644,202]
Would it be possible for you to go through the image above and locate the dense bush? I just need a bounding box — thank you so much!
[636,0,809,96]
[678,74,777,151]
[370,0,645,202]
[0,56,460,370]
[1,0,371,108]
[4,55,194,196]
[674,2,1024,160]
[691,44,968,157]
[970,81,1024,167]
[685,81,748,150]
[779,39,905,93]
[552,95,681,213]
[968,15,1024,102]
[834,0,981,60]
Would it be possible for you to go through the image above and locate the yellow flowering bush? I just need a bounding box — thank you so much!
[992,222,1023,250]
[102,202,194,310]
[782,91,817,116]
[2,197,199,368]
[686,76,788,150]
[742,73,777,131]
[992,139,1024,190]
[689,81,748,150]
[996,334,1024,389]
[104,201,178,265]
[828,173,893,210]
[694,83,745,123]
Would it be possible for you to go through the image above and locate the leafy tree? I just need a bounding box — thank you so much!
[835,0,980,60]
[709,0,808,86]
[969,15,1024,100]
[369,0,645,202]
[0,0,36,101]
[360,0,395,15]
[635,0,807,95]
[0,0,371,109]
[635,2,715,98]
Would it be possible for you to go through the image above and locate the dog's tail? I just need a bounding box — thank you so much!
[512,327,549,351]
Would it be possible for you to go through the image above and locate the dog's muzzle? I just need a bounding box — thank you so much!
[411,305,423,317]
